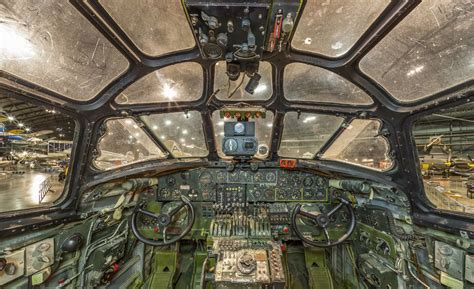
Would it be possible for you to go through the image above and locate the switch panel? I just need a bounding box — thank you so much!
[25,238,54,276]
[435,241,465,280]
[0,249,25,286]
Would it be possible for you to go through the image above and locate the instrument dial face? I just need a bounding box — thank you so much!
[279,176,289,186]
[265,172,276,183]
[167,176,176,187]
[254,172,264,182]
[224,138,238,152]
[316,176,325,186]
[234,122,245,134]
[216,171,226,182]
[239,171,250,182]
[159,188,171,198]
[199,171,213,185]
[229,171,240,182]
[303,176,313,187]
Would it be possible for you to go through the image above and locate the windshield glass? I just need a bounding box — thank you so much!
[99,0,195,56]
[359,0,473,102]
[292,0,388,57]
[141,111,208,158]
[115,62,203,104]
[279,112,344,159]
[94,118,166,170]
[284,63,373,104]
[0,1,129,101]
[323,119,393,171]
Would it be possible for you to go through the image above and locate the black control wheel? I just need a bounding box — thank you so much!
[291,196,356,247]
[130,196,195,246]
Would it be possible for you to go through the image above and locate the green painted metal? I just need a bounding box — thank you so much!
[304,247,333,289]
[147,245,179,289]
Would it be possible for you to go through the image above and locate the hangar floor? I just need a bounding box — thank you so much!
[0,171,63,212]
[424,177,474,214]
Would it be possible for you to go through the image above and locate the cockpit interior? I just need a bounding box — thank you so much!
[0,1,473,288]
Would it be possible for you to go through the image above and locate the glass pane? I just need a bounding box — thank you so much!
[0,97,75,212]
[293,0,388,57]
[212,111,273,159]
[115,63,203,104]
[323,119,392,170]
[360,0,473,102]
[284,63,373,104]
[279,112,344,159]
[413,102,474,214]
[141,111,208,158]
[0,1,129,101]
[94,118,166,170]
[214,61,273,100]
[99,0,195,56]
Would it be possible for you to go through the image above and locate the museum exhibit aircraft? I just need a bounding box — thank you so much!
[0,0,473,288]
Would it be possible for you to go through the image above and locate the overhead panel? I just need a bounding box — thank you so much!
[212,110,274,159]
[115,62,203,104]
[214,61,273,101]
[292,0,389,57]
[0,1,129,101]
[360,0,473,102]
[284,63,373,104]
[99,0,196,56]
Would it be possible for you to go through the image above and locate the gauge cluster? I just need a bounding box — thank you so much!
[155,168,328,203]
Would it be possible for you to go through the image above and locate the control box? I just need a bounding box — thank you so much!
[222,122,258,157]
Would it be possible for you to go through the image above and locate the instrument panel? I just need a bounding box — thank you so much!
[155,168,328,203]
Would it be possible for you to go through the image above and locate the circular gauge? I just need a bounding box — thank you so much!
[234,122,245,134]
[216,171,226,183]
[316,176,325,186]
[292,175,301,186]
[303,176,313,187]
[224,138,238,153]
[265,189,275,200]
[167,176,176,187]
[279,176,289,186]
[172,190,181,199]
[239,171,250,183]
[253,190,263,200]
[199,171,213,185]
[277,189,287,200]
[159,188,171,199]
[229,171,240,182]
[265,172,276,183]
[257,144,269,156]
[254,172,264,182]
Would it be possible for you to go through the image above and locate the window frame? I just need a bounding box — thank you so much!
[0,94,81,218]
[409,99,474,217]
